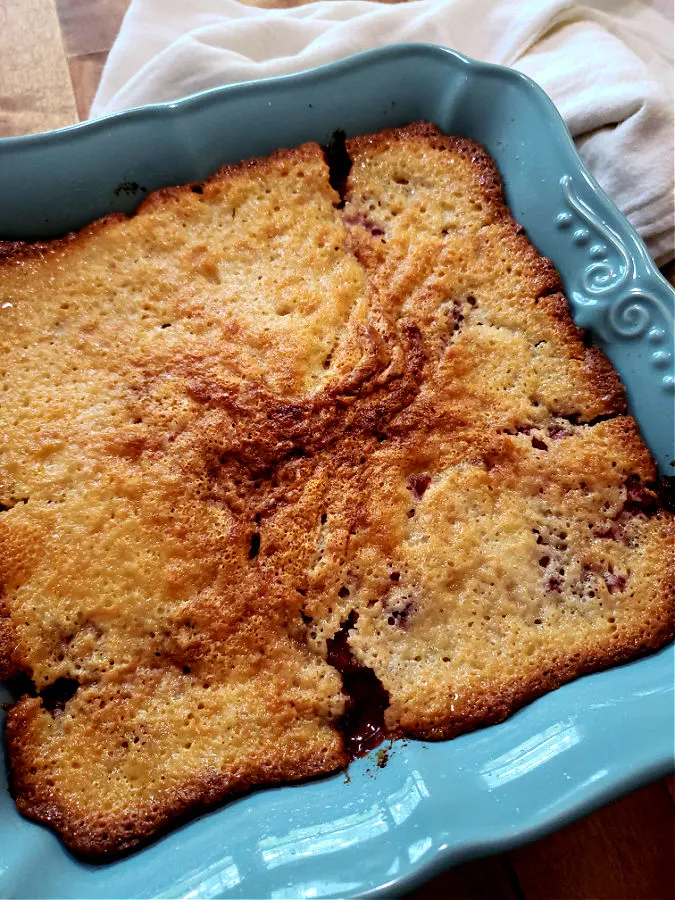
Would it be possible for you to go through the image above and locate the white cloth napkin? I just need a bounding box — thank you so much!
[91,0,674,265]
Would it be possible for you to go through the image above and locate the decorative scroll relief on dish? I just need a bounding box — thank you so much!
[557,175,674,394]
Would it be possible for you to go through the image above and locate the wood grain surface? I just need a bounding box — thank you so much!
[0,1,673,897]
[0,0,77,136]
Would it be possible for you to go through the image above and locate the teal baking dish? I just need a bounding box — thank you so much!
[0,43,673,900]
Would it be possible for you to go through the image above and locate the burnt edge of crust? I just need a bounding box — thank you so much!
[394,599,675,741]
[5,701,346,861]
[6,584,673,860]
[0,597,19,682]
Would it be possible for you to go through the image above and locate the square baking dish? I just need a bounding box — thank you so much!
[0,43,673,900]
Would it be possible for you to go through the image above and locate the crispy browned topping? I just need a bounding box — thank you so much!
[1,123,672,859]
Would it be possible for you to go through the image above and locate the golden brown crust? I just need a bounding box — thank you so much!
[345,121,508,213]
[6,696,345,860]
[344,123,623,420]
[534,292,626,415]
[0,608,18,681]
[392,594,675,740]
[0,144,320,268]
[1,121,672,860]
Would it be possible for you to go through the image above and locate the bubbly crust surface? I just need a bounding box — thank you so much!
[1,122,672,858]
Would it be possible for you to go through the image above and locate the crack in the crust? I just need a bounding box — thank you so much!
[321,341,337,372]
[621,475,661,518]
[407,473,431,499]
[247,532,261,559]
[656,476,675,512]
[0,497,29,513]
[4,672,80,716]
[325,611,390,759]
[40,677,80,714]
[3,672,36,707]
[555,411,621,428]
[504,408,623,448]
[322,129,352,208]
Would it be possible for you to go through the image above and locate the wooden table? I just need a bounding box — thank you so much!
[1,1,673,897]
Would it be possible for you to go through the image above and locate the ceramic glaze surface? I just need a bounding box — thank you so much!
[0,44,673,900]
